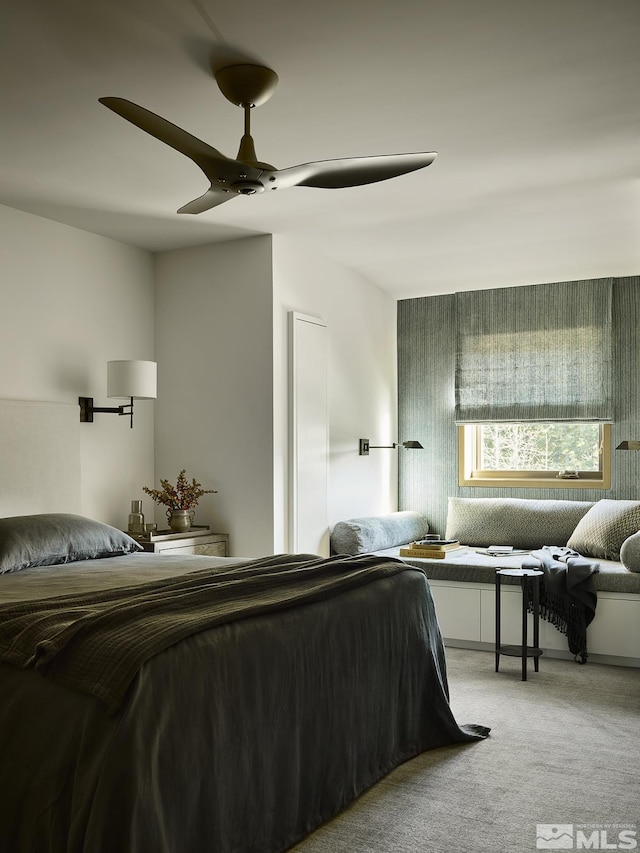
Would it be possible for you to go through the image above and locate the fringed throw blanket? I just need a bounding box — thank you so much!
[522,546,598,664]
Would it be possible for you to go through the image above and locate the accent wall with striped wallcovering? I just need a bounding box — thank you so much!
[397,276,640,537]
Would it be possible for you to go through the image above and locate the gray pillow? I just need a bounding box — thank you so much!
[445,497,594,550]
[0,513,142,574]
[567,500,640,560]
[620,532,640,573]
[330,511,430,555]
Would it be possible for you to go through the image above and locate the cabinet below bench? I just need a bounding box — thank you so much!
[429,579,640,667]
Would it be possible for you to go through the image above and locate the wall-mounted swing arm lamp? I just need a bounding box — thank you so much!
[79,360,157,429]
[359,438,423,456]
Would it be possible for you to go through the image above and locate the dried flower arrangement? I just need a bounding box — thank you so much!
[143,469,217,513]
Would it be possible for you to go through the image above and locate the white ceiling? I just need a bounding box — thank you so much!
[1,0,639,298]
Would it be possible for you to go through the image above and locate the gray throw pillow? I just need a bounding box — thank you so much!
[567,500,640,560]
[445,497,594,550]
[0,513,142,574]
[330,511,429,555]
[620,532,640,572]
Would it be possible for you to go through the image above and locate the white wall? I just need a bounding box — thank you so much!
[154,233,398,558]
[0,208,397,549]
[153,236,275,557]
[0,204,155,526]
[272,235,398,551]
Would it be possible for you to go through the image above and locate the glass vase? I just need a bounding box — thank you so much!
[128,500,145,535]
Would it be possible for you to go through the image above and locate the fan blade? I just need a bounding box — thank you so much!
[272,152,437,190]
[177,188,234,214]
[99,97,259,184]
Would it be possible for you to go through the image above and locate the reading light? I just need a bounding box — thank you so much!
[359,438,423,456]
[616,441,640,450]
[79,360,157,429]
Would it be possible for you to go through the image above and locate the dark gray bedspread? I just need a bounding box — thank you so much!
[0,552,488,853]
[1,553,433,713]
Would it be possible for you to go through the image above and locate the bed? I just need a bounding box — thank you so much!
[0,511,488,853]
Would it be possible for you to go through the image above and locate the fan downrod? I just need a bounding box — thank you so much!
[214,63,279,108]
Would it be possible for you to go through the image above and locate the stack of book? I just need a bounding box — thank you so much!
[399,539,462,559]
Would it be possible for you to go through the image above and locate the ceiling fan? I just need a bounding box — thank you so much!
[99,63,437,214]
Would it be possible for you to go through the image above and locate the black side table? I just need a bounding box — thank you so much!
[495,568,544,681]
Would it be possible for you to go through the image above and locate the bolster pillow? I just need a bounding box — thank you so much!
[330,511,430,555]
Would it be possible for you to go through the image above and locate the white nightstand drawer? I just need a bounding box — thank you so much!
[140,532,229,557]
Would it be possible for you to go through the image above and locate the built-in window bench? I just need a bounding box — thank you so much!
[378,548,640,667]
[329,504,640,669]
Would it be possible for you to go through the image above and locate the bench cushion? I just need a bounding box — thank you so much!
[375,545,640,594]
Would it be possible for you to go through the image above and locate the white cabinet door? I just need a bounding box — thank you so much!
[587,595,640,658]
[429,583,482,641]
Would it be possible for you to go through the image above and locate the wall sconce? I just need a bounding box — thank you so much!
[616,441,640,450]
[79,360,157,428]
[359,438,423,456]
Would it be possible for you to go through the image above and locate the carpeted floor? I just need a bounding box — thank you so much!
[291,647,640,853]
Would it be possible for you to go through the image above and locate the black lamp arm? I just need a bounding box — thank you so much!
[79,396,135,428]
[358,438,423,455]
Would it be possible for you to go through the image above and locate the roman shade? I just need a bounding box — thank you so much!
[454,278,613,423]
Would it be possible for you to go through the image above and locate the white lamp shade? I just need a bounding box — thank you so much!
[107,360,157,400]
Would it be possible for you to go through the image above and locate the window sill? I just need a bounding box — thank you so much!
[459,475,610,489]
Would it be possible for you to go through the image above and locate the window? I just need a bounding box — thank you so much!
[459,422,611,488]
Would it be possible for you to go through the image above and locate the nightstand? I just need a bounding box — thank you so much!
[137,527,229,557]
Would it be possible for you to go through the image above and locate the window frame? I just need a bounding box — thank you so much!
[458,423,611,489]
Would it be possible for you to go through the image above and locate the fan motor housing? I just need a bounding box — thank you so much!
[214,64,279,108]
